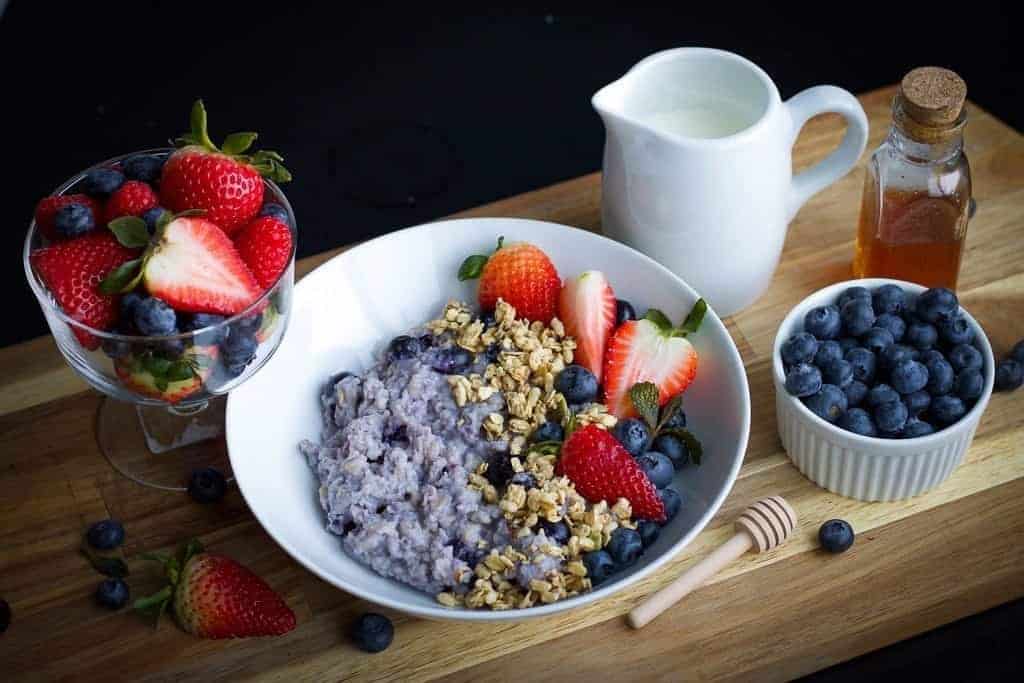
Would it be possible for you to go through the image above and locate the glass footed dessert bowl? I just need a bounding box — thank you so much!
[24,146,295,491]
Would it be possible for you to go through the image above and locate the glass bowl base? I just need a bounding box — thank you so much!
[95,396,233,491]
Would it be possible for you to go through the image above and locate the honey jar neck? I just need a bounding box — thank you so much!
[889,123,963,164]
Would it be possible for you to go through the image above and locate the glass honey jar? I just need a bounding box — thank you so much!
[853,67,972,289]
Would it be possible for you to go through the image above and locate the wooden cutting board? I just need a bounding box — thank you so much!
[1,85,1022,682]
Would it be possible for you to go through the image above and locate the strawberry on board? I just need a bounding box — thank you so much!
[30,232,140,349]
[234,215,293,290]
[104,180,158,223]
[603,300,707,418]
[160,100,291,235]
[559,271,616,384]
[134,539,296,639]
[34,194,104,241]
[556,424,666,521]
[458,237,561,323]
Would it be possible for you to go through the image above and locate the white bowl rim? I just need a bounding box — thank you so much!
[227,216,751,621]
[772,277,995,452]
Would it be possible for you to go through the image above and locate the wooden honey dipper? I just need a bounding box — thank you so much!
[628,496,797,629]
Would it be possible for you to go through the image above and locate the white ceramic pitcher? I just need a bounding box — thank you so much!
[593,48,869,317]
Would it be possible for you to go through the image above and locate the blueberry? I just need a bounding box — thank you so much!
[429,347,472,374]
[785,363,822,398]
[881,344,918,372]
[920,349,946,368]
[652,434,689,470]
[954,369,985,401]
[555,365,599,404]
[259,202,290,223]
[133,297,177,336]
[388,335,421,360]
[531,421,564,443]
[95,579,130,610]
[0,598,8,633]
[101,332,133,359]
[874,400,909,434]
[803,384,848,423]
[637,520,661,548]
[840,299,875,337]
[890,360,929,394]
[937,315,974,346]
[905,321,939,350]
[158,338,186,359]
[820,359,854,388]
[901,418,935,438]
[861,327,895,355]
[804,304,841,340]
[141,206,168,235]
[606,528,643,567]
[582,550,615,585]
[418,334,434,349]
[995,359,1024,392]
[351,613,394,653]
[904,390,931,416]
[82,168,125,197]
[874,313,906,342]
[122,154,165,184]
[872,284,906,316]
[838,286,872,309]
[781,332,819,366]
[537,519,570,544]
[844,347,877,384]
[818,519,855,553]
[611,418,650,456]
[838,337,859,355]
[384,424,407,445]
[484,453,514,488]
[509,472,537,489]
[813,340,842,368]
[867,383,900,408]
[658,488,682,522]
[947,344,983,374]
[183,313,228,345]
[843,380,868,407]
[636,452,674,489]
[187,467,227,503]
[930,395,967,424]
[615,299,637,326]
[120,292,144,321]
[221,327,258,371]
[661,404,687,430]
[86,519,125,550]
[480,310,497,328]
[1011,340,1024,364]
[837,408,876,437]
[54,203,96,238]
[916,287,959,324]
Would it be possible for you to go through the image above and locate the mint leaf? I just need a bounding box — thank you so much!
[108,216,150,248]
[99,259,143,295]
[656,394,684,434]
[154,376,169,392]
[143,355,172,377]
[660,428,703,466]
[221,131,258,155]
[643,309,673,332]
[458,254,488,281]
[629,382,660,431]
[165,361,195,382]
[531,441,562,456]
[679,298,707,336]
[80,547,129,578]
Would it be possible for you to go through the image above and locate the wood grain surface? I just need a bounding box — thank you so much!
[1,85,1022,682]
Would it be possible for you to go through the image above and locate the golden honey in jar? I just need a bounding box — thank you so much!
[853,67,972,289]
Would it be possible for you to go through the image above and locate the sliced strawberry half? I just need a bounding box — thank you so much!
[143,216,261,315]
[558,271,616,384]
[602,301,706,418]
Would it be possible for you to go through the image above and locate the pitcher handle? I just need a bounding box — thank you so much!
[784,85,869,221]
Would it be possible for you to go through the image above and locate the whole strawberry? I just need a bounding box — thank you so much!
[557,424,666,521]
[234,216,293,290]
[105,180,159,223]
[459,237,560,322]
[34,194,104,241]
[160,100,291,235]
[135,539,296,639]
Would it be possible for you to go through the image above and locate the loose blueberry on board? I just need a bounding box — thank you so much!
[861,327,895,355]
[867,383,900,408]
[606,528,643,567]
[905,321,939,350]
[615,299,637,326]
[658,488,682,523]
[818,519,855,553]
[555,365,599,404]
[637,520,661,548]
[785,363,822,398]
[133,297,177,336]
[872,284,906,316]
[509,472,537,490]
[53,203,96,238]
[994,359,1024,392]
[890,360,929,395]
[902,418,935,438]
[122,154,165,184]
[183,313,228,345]
[781,332,819,366]
[484,452,514,488]
[611,418,650,456]
[916,287,959,324]
[141,206,168,235]
[0,598,9,633]
[880,344,919,372]
[804,304,842,340]
[636,452,674,489]
[388,335,421,360]
[803,384,848,423]
[351,613,394,653]
[820,359,854,388]
[840,299,875,336]
[838,286,872,309]
[838,407,876,437]
[844,347,877,384]
[1011,340,1024,364]
[582,550,616,585]
[82,168,125,198]
[844,380,869,407]
[531,421,564,443]
[259,202,290,223]
[947,344,983,374]
[904,390,932,416]
[813,340,843,368]
[187,468,227,504]
[652,433,689,470]
[930,395,967,424]
[86,519,125,550]
[429,347,472,374]
[954,368,985,401]
[95,578,130,610]
[874,400,909,434]
[937,315,974,346]
[538,519,570,544]
[874,313,906,342]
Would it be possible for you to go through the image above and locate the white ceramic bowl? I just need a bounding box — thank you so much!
[227,217,750,621]
[774,278,994,502]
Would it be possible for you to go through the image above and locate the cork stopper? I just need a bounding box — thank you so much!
[894,67,967,143]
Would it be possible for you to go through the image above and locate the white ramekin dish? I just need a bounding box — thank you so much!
[773,278,995,502]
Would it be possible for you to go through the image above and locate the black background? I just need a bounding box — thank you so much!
[2,2,1021,677]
